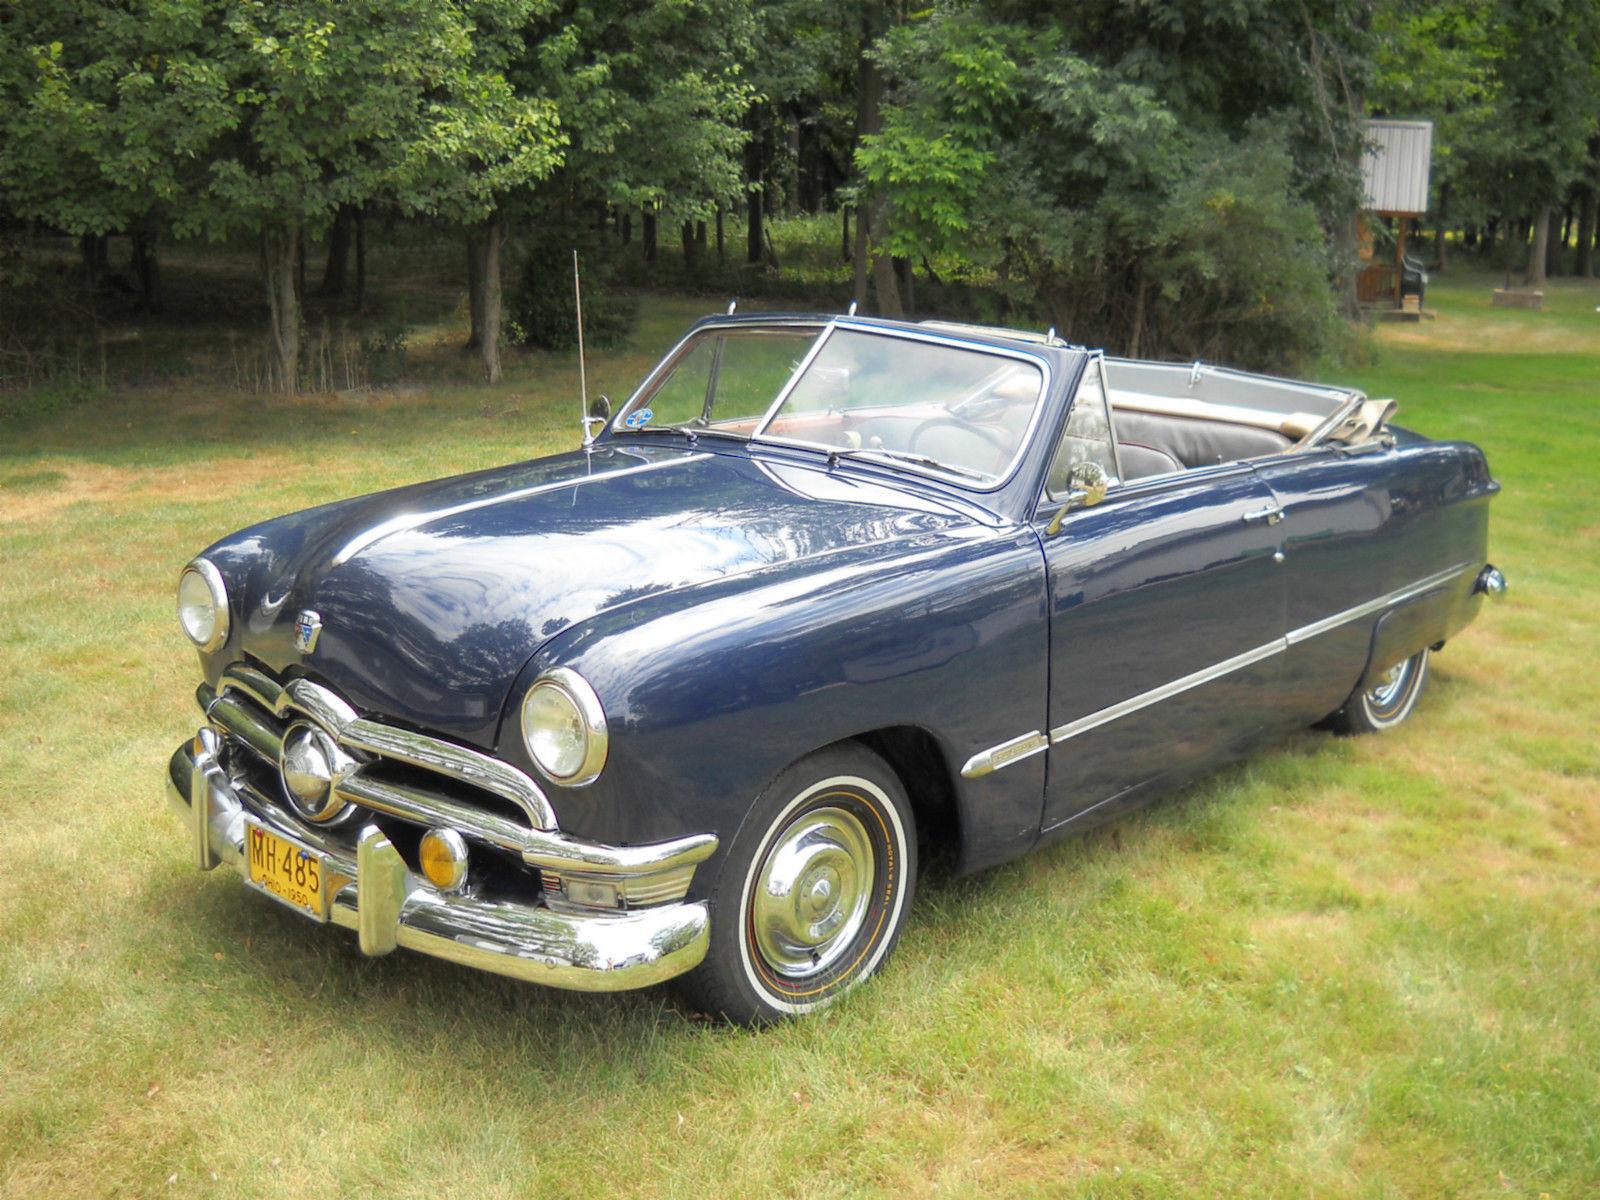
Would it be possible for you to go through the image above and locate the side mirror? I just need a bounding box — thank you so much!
[1067,461,1110,508]
[581,395,611,446]
[1045,462,1112,536]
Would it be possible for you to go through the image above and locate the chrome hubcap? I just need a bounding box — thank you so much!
[751,806,875,978]
[1366,659,1410,710]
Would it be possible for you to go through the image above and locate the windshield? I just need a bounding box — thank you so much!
[616,325,823,437]
[755,329,1046,485]
[616,322,1047,487]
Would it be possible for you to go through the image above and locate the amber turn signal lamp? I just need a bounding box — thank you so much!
[419,828,469,892]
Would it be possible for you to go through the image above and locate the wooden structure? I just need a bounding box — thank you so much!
[1356,119,1433,312]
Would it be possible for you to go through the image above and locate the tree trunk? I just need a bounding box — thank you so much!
[853,11,892,312]
[1577,186,1597,277]
[620,212,632,245]
[642,208,658,265]
[871,247,903,318]
[746,179,764,265]
[682,221,698,267]
[264,223,301,394]
[465,232,483,350]
[353,206,367,310]
[1526,206,1551,288]
[132,227,162,312]
[1126,266,1148,358]
[1434,182,1450,271]
[696,220,708,256]
[474,214,504,384]
[80,234,109,286]
[852,207,870,307]
[295,233,307,307]
[715,205,725,261]
[322,206,353,297]
[841,208,850,263]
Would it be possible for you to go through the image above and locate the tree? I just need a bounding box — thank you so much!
[196,1,562,390]
[3,0,564,391]
[857,2,1357,368]
[501,0,754,326]
[0,4,238,310]
[1370,0,1497,270]
[1481,0,1597,286]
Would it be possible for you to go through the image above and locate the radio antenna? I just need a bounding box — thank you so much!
[574,248,592,447]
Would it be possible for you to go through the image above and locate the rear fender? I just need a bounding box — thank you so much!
[1359,574,1483,689]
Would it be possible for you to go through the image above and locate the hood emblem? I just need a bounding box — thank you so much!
[293,609,323,654]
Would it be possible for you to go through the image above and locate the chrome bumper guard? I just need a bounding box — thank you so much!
[167,730,712,992]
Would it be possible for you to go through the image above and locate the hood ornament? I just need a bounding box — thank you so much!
[293,609,323,654]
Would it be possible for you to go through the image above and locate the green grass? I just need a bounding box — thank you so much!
[2,270,1598,1198]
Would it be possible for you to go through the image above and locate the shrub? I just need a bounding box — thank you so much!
[506,236,636,351]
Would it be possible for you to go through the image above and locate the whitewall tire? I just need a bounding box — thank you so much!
[675,744,917,1025]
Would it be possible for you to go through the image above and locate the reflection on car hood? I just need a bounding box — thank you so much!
[204,443,974,746]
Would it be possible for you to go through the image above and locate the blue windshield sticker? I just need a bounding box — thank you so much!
[624,407,654,430]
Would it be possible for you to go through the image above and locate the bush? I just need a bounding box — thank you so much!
[507,237,636,351]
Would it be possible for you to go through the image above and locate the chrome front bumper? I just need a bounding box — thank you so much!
[167,731,712,992]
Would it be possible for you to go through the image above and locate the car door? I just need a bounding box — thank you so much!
[1037,359,1288,831]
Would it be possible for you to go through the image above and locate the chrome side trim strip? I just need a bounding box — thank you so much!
[965,561,1480,769]
[330,453,711,567]
[960,730,1049,779]
[1285,561,1472,645]
[1049,638,1286,744]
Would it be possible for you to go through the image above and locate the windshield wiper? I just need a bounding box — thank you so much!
[830,446,990,482]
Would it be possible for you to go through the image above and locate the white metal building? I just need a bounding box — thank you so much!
[1361,119,1433,218]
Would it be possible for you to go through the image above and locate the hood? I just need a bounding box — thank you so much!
[203,443,975,746]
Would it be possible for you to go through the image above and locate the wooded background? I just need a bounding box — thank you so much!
[3,0,1597,391]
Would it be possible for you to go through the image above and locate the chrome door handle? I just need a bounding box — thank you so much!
[1242,505,1284,526]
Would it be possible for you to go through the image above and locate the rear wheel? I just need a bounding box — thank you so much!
[1326,648,1430,734]
[675,744,917,1025]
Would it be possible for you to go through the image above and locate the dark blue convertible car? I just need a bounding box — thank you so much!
[166,314,1504,1023]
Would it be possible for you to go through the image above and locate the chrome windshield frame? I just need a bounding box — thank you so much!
[611,318,831,438]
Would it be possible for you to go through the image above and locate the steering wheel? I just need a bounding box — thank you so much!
[906,417,1012,470]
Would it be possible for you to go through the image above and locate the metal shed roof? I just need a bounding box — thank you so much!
[1361,119,1433,215]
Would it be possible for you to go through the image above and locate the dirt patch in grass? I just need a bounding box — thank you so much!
[0,455,293,526]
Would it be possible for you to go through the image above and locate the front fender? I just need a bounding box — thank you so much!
[495,524,1050,886]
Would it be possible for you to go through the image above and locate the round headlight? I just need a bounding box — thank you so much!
[520,668,608,786]
[176,559,229,652]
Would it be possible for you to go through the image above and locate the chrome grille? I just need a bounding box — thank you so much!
[199,662,555,848]
[195,661,719,909]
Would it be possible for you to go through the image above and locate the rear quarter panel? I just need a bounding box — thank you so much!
[1255,431,1496,721]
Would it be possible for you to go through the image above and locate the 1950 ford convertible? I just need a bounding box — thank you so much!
[165,314,1504,1023]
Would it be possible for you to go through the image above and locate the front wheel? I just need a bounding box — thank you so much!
[1326,648,1431,734]
[675,745,917,1025]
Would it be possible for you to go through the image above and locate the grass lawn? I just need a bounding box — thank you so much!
[1,270,1597,1198]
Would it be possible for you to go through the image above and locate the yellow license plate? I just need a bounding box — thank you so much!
[244,822,328,921]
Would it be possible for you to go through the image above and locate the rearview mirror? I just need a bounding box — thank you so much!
[588,395,611,422]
